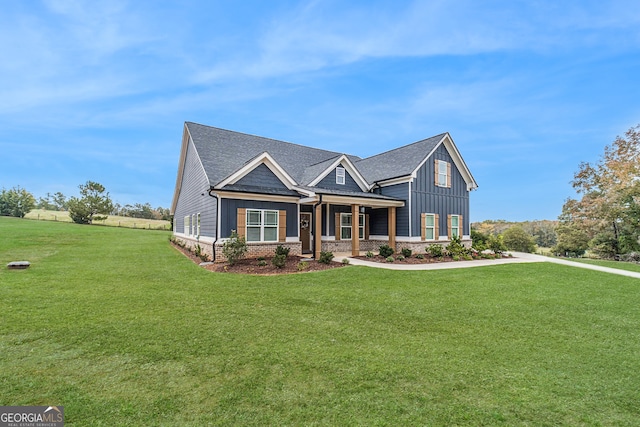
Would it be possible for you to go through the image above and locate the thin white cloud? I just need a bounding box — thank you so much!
[195,0,640,82]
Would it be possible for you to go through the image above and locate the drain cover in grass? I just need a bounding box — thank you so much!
[7,261,30,269]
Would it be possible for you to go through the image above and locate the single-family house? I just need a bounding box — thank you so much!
[171,121,478,262]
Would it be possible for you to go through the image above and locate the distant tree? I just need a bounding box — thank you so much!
[67,181,114,224]
[52,192,68,210]
[37,193,57,210]
[0,186,36,218]
[502,226,536,253]
[522,220,557,248]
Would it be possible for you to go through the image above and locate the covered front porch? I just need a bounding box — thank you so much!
[297,190,405,259]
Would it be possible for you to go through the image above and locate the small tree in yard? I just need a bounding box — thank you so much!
[222,230,247,265]
[0,186,36,218]
[68,181,114,224]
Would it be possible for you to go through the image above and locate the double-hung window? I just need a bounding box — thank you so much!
[425,214,436,240]
[196,213,201,236]
[336,167,346,185]
[184,215,190,235]
[340,213,364,239]
[246,209,279,242]
[450,214,461,239]
[436,160,450,187]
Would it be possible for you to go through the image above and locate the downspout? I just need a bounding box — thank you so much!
[208,189,219,262]
[312,194,323,259]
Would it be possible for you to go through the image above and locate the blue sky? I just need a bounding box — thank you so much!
[1,0,639,221]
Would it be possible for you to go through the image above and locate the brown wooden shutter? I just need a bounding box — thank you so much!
[434,159,438,186]
[237,208,246,238]
[447,214,452,240]
[420,213,426,241]
[434,214,439,240]
[365,214,370,239]
[459,215,463,238]
[447,162,452,188]
[278,210,286,242]
[335,212,341,240]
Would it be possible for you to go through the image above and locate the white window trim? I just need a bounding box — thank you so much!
[184,215,190,235]
[336,167,346,185]
[340,213,365,240]
[196,213,201,237]
[246,209,279,242]
[437,160,448,187]
[451,214,461,239]
[425,213,437,241]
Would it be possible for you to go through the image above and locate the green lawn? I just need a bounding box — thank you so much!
[568,257,640,273]
[2,217,640,425]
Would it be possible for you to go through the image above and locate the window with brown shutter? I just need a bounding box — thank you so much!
[278,210,286,242]
[236,208,246,238]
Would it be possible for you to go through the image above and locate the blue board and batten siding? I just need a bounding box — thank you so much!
[173,139,217,238]
[377,183,410,236]
[316,166,362,192]
[377,144,470,238]
[235,164,289,189]
[411,144,469,236]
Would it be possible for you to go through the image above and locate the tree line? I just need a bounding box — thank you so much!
[1,181,171,224]
[555,124,640,259]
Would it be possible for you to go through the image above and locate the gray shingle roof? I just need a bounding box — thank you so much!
[186,122,352,187]
[354,133,446,183]
[186,122,451,189]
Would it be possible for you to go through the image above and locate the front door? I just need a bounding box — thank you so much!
[300,213,312,254]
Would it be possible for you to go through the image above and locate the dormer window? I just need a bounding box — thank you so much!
[336,166,346,185]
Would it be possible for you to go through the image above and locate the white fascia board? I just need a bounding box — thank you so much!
[215,152,298,190]
[320,194,404,208]
[442,134,478,190]
[410,134,478,190]
[375,175,412,187]
[308,155,370,191]
[294,187,316,198]
[299,197,318,204]
[171,125,209,214]
[215,190,300,203]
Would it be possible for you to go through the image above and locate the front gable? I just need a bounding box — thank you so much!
[412,133,477,191]
[214,152,297,190]
[234,163,290,190]
[314,163,363,192]
[307,155,369,192]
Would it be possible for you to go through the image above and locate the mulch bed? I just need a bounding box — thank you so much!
[171,242,346,275]
[353,254,508,264]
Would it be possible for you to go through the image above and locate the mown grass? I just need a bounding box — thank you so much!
[568,257,640,273]
[2,217,640,425]
[24,209,171,230]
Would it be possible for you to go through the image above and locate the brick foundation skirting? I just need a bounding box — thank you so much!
[173,235,471,262]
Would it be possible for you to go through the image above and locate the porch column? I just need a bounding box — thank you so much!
[388,206,396,252]
[352,204,360,256]
[314,202,322,259]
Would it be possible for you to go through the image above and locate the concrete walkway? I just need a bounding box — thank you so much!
[333,251,640,278]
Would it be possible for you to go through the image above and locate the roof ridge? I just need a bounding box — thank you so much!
[186,121,345,156]
[357,132,448,162]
